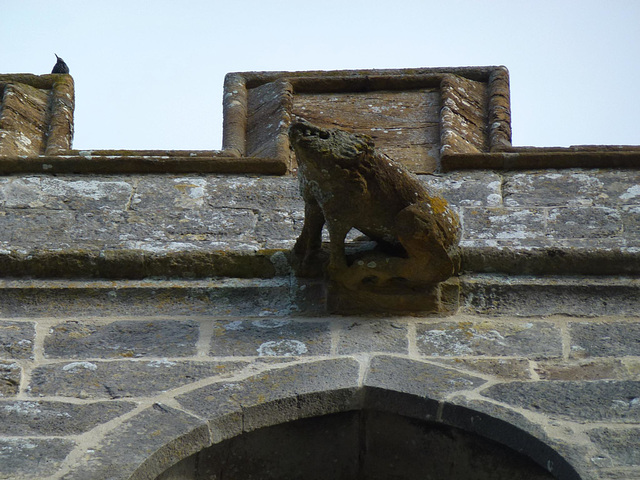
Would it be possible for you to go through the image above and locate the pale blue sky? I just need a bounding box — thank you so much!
[2,0,639,150]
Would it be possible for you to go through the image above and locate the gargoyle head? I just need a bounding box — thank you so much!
[289,120,374,167]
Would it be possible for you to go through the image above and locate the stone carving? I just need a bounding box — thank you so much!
[289,119,461,297]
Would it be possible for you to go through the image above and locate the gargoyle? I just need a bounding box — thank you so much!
[289,119,460,293]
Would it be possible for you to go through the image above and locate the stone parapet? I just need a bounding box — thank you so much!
[0,170,637,280]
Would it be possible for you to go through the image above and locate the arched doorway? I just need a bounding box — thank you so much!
[156,408,564,479]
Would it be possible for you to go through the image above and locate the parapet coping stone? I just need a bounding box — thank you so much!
[3,69,637,174]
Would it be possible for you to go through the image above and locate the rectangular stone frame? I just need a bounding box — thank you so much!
[223,66,513,173]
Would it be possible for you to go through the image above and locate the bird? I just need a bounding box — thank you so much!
[51,54,70,74]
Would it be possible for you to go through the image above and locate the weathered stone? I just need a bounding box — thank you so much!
[419,171,503,208]
[547,206,623,239]
[62,404,210,480]
[0,438,75,480]
[622,204,640,239]
[290,120,460,314]
[210,318,330,357]
[0,361,20,396]
[29,360,247,399]
[504,171,609,207]
[335,319,408,354]
[0,321,35,359]
[569,321,640,358]
[482,380,640,423]
[0,82,50,156]
[44,319,199,358]
[434,358,532,380]
[462,275,640,316]
[503,170,640,208]
[535,359,632,381]
[365,355,486,401]
[293,89,441,173]
[596,468,640,479]
[1,176,134,211]
[0,400,136,435]
[440,74,488,154]
[416,319,562,358]
[176,358,361,441]
[461,207,546,241]
[461,240,640,276]
[587,427,640,467]
[0,279,295,318]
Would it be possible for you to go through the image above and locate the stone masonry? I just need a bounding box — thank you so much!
[0,67,639,479]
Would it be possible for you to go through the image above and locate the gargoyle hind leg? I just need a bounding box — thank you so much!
[395,205,457,285]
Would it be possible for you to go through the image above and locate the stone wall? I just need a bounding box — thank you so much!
[0,67,639,480]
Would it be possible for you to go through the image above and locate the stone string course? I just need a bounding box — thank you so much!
[1,314,639,479]
[0,169,638,278]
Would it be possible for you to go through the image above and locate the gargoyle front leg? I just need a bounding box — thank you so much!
[294,199,325,277]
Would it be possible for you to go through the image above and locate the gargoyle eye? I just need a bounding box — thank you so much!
[319,130,330,139]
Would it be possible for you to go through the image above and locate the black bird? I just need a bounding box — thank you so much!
[51,54,69,74]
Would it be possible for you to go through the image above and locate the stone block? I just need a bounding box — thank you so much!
[416,319,562,358]
[44,319,199,358]
[419,171,503,208]
[0,400,135,435]
[481,380,640,423]
[364,355,486,401]
[535,359,632,381]
[176,358,361,440]
[335,319,408,354]
[461,207,545,241]
[29,360,247,399]
[622,205,640,238]
[461,275,640,316]
[0,438,75,480]
[504,171,608,207]
[62,404,210,480]
[0,321,35,359]
[569,321,640,358]
[503,170,640,208]
[587,427,640,467]
[0,176,134,211]
[0,361,20,396]
[434,358,532,380]
[0,279,295,318]
[547,206,623,239]
[210,318,330,357]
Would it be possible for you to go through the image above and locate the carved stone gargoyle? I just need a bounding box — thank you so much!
[289,120,461,311]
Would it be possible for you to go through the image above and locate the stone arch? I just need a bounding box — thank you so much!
[70,357,584,479]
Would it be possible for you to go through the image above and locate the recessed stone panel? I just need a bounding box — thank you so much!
[293,89,441,172]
